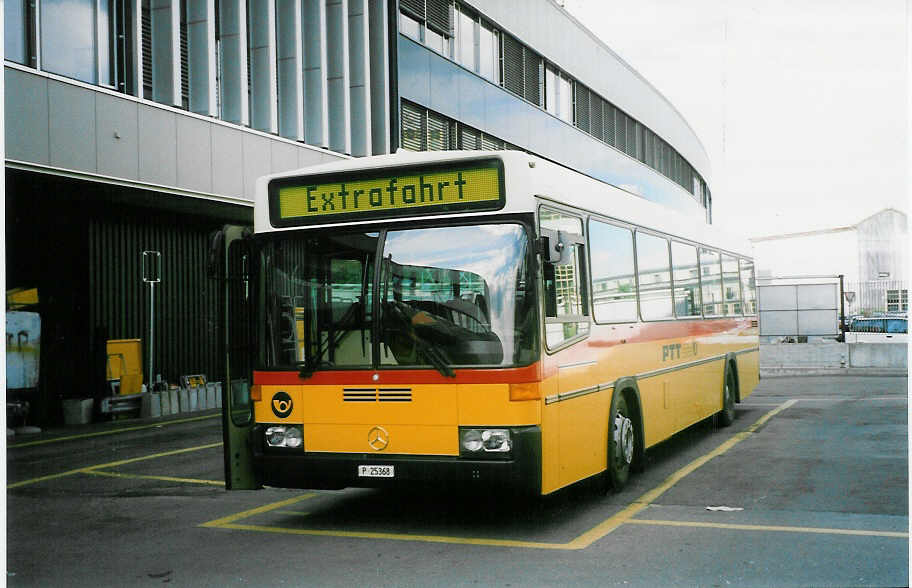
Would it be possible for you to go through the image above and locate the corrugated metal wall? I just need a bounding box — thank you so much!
[88,210,223,385]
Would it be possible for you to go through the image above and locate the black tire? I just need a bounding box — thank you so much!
[718,368,736,427]
[607,393,636,491]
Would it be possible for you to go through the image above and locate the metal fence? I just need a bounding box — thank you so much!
[843,280,909,317]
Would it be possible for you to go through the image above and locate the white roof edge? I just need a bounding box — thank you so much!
[541,0,711,165]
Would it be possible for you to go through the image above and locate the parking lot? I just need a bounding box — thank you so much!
[7,375,908,587]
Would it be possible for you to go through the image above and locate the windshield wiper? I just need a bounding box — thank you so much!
[297,359,335,379]
[417,339,455,378]
[382,301,455,378]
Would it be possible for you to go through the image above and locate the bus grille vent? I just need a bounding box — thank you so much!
[343,388,413,402]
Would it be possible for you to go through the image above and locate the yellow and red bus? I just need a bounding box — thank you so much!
[214,150,758,495]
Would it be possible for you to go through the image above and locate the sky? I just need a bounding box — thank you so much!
[562,0,909,239]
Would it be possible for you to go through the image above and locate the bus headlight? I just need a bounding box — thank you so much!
[460,428,512,455]
[265,425,303,449]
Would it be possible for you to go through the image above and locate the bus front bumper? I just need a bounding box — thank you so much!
[251,425,542,495]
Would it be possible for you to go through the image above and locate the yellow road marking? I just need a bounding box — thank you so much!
[8,413,220,449]
[212,523,579,549]
[627,518,909,539]
[202,401,805,550]
[201,494,317,527]
[85,469,224,486]
[8,442,223,489]
[565,399,799,549]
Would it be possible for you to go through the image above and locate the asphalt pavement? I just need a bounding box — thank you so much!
[6,375,909,587]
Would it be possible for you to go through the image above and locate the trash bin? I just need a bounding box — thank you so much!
[62,399,93,425]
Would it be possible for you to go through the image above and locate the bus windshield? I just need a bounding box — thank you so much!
[262,223,537,373]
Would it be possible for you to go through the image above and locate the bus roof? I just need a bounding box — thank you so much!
[254,150,751,258]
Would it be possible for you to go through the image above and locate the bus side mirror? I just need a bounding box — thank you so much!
[538,228,564,264]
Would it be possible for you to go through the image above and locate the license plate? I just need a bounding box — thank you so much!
[358,465,394,478]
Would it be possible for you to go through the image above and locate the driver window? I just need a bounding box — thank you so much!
[540,207,589,349]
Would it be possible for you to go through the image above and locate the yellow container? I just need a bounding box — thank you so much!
[106,339,143,396]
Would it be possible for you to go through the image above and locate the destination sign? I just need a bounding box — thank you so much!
[269,159,504,226]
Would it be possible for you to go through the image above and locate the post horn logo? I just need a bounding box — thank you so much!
[271,391,293,418]
[368,426,390,451]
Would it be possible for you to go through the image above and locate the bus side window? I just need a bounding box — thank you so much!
[589,220,637,323]
[539,207,589,348]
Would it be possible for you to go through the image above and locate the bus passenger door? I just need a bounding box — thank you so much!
[210,225,259,490]
[539,208,602,487]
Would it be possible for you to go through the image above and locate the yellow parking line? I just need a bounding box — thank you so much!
[201,401,800,550]
[201,494,317,527]
[565,399,798,549]
[8,442,223,489]
[628,518,909,539]
[86,469,224,486]
[8,413,220,449]
[213,523,578,550]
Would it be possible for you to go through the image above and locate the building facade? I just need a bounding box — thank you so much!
[750,208,909,317]
[5,0,713,423]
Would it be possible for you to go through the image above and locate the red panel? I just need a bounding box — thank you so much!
[253,361,543,386]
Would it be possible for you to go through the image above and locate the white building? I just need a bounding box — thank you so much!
[751,208,908,315]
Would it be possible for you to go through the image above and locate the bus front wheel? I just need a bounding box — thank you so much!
[607,393,636,491]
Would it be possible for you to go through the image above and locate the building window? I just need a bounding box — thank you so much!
[478,20,499,83]
[5,0,33,65]
[40,0,115,85]
[886,289,908,312]
[401,101,508,153]
[399,0,453,58]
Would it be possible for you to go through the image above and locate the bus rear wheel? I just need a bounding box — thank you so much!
[607,393,636,491]
[718,369,736,427]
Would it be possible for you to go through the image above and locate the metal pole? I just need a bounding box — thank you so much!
[142,251,161,390]
[149,280,155,389]
[839,274,846,339]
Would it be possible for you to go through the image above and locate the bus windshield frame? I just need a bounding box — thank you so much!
[257,218,539,375]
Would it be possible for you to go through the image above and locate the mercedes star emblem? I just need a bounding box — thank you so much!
[367,426,390,451]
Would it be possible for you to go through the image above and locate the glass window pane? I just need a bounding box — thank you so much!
[559,75,572,123]
[722,255,742,315]
[545,65,559,116]
[700,248,723,316]
[5,0,29,64]
[426,112,450,150]
[540,209,588,347]
[41,0,98,83]
[400,101,426,151]
[456,7,475,70]
[382,224,537,367]
[425,26,446,55]
[671,242,701,318]
[399,12,420,40]
[636,232,673,320]
[589,220,637,323]
[739,258,757,315]
[264,233,377,369]
[98,0,113,86]
[479,22,498,83]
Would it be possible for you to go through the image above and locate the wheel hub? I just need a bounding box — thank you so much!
[614,413,634,465]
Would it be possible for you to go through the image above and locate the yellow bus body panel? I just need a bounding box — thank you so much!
[255,383,541,456]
